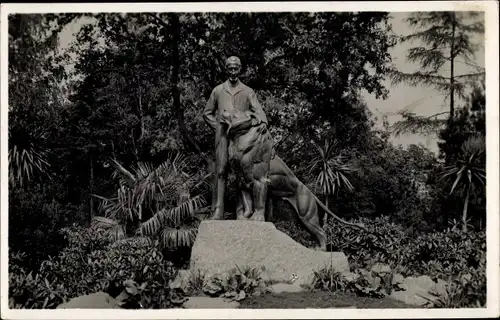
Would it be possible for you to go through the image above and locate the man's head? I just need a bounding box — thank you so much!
[225,56,241,84]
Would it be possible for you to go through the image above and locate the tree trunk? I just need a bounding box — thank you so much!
[323,195,329,226]
[168,13,213,173]
[89,153,94,224]
[462,183,471,233]
[449,13,456,125]
[150,13,216,209]
[137,83,144,152]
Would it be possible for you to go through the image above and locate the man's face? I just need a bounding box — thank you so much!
[226,63,241,83]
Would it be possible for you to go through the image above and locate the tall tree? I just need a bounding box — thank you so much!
[390,12,485,136]
[8,13,83,269]
[8,14,79,188]
[438,82,485,163]
[433,82,486,230]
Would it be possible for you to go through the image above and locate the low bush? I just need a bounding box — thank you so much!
[310,268,349,293]
[201,265,270,302]
[9,225,181,309]
[274,220,317,248]
[325,216,408,270]
[320,215,486,308]
[325,216,485,273]
[424,271,486,308]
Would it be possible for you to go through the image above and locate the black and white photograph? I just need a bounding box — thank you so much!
[1,2,499,319]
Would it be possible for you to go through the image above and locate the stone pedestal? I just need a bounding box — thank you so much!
[189,220,349,286]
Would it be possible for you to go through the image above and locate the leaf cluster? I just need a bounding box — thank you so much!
[9,225,182,309]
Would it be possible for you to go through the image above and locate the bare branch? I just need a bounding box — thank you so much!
[454,72,485,80]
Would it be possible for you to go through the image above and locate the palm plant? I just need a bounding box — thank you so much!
[308,139,356,225]
[92,152,211,249]
[8,126,51,189]
[440,134,486,232]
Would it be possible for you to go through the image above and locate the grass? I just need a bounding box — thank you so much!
[239,291,414,309]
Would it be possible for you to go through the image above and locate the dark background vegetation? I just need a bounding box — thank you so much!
[8,12,486,309]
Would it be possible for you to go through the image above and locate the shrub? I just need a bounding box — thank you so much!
[184,269,207,296]
[310,268,349,293]
[321,215,485,307]
[9,225,181,309]
[274,220,317,248]
[325,216,409,270]
[93,153,208,250]
[400,226,486,279]
[310,267,389,299]
[202,265,269,301]
[424,270,486,308]
[9,252,66,309]
[8,185,87,271]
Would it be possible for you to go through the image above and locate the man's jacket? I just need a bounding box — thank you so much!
[203,80,268,131]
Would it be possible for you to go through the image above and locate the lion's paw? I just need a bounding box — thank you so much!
[250,214,266,222]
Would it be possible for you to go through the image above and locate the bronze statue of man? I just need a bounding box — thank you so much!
[203,56,269,220]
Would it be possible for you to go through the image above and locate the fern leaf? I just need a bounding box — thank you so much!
[160,227,198,249]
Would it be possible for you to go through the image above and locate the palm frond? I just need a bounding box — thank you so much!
[111,236,153,248]
[108,224,127,241]
[309,139,356,196]
[461,134,485,156]
[449,167,466,195]
[138,195,206,237]
[440,134,486,197]
[94,152,207,249]
[338,171,355,191]
[92,216,120,228]
[91,216,126,241]
[133,161,155,180]
[160,226,198,248]
[110,159,136,185]
[8,143,51,188]
[93,194,123,220]
[191,172,213,197]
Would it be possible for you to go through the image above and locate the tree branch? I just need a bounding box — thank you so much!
[391,110,449,136]
[454,72,485,79]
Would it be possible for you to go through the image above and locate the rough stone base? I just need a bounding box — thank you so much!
[190,220,349,286]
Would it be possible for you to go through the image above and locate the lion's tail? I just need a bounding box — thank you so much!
[313,194,368,232]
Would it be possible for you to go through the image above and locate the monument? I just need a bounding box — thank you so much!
[203,56,270,222]
[202,55,367,250]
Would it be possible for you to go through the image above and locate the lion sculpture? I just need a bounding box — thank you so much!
[221,109,367,251]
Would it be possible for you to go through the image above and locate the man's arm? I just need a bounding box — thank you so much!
[248,89,269,125]
[203,88,218,130]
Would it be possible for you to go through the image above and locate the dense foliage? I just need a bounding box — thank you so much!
[304,216,486,307]
[8,12,486,309]
[9,225,181,309]
[390,12,485,135]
